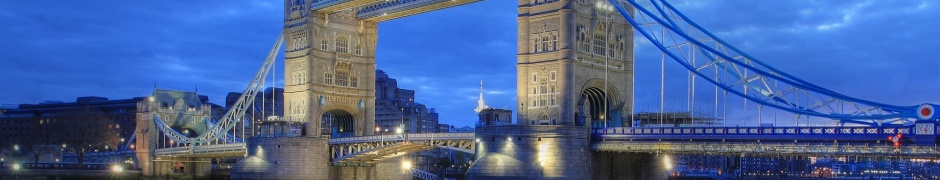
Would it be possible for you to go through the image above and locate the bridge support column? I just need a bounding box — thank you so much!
[330,156,411,180]
[468,125,592,179]
[185,159,212,178]
[592,152,668,180]
[231,137,330,180]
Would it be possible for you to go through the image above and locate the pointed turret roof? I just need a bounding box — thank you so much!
[474,80,489,113]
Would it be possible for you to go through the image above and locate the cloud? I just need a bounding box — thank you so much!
[2,0,938,128]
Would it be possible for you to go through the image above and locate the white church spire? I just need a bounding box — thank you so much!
[474,80,489,113]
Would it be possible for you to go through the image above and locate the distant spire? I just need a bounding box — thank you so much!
[474,80,489,113]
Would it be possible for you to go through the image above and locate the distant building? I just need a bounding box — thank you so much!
[1,96,144,164]
[373,70,441,135]
[437,124,452,133]
[0,89,222,167]
[224,87,285,138]
[455,126,474,133]
[478,108,512,126]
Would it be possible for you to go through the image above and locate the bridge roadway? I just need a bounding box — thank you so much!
[154,125,940,160]
[594,125,940,157]
[328,133,475,166]
[153,143,247,158]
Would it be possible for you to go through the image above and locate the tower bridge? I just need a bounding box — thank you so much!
[134,0,940,179]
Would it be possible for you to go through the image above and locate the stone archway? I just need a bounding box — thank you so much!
[322,109,355,138]
[578,85,624,128]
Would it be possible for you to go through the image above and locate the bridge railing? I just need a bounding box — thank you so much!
[154,146,189,154]
[328,133,475,144]
[406,133,474,140]
[594,126,919,136]
[154,143,246,155]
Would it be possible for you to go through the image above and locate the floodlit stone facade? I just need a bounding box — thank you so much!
[516,0,634,128]
[283,0,378,138]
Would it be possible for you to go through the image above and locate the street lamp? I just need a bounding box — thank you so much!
[595,0,614,128]
[399,107,405,134]
[663,155,673,170]
[112,165,124,172]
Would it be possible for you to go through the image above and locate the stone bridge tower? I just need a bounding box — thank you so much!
[468,0,633,179]
[282,0,377,138]
[517,0,633,128]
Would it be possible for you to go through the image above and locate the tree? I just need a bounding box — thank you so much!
[50,105,121,165]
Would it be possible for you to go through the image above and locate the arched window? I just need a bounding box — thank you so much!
[580,32,590,52]
[594,22,607,56]
[618,40,626,59]
[335,36,348,53]
[541,35,549,52]
[533,38,539,53]
[551,34,557,51]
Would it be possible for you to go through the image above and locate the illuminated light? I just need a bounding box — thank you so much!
[507,137,512,142]
[663,155,672,169]
[112,165,124,172]
[13,144,19,151]
[475,138,480,143]
[12,164,21,170]
[395,127,403,134]
[62,144,67,148]
[402,160,412,169]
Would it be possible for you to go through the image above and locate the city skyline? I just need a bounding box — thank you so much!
[2,0,939,128]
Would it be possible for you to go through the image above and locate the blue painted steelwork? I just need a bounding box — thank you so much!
[205,118,244,143]
[309,0,356,11]
[594,126,915,142]
[607,0,940,125]
[357,0,479,20]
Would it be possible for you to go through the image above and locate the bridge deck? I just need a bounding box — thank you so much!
[329,133,475,165]
[153,143,246,158]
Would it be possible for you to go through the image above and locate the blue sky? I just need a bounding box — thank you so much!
[1,1,938,128]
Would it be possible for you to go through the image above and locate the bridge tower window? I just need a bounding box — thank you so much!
[532,38,539,53]
[335,71,349,86]
[321,40,329,50]
[578,29,590,52]
[350,77,358,88]
[335,36,348,53]
[324,73,333,85]
[594,21,608,56]
[550,95,556,106]
[539,36,546,52]
[354,43,362,55]
[551,34,557,51]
